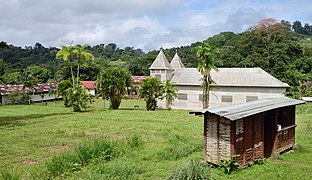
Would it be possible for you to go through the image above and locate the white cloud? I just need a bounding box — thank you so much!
[0,0,311,51]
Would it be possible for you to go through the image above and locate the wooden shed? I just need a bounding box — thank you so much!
[190,97,305,166]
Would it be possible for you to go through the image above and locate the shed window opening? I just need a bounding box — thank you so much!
[275,107,295,131]
[177,93,188,100]
[221,95,233,103]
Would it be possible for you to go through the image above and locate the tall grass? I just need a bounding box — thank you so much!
[46,138,118,177]
[167,159,210,180]
[0,168,20,180]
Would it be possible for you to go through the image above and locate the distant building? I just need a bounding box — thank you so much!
[81,81,96,96]
[149,50,289,110]
[81,77,146,98]
[0,83,57,104]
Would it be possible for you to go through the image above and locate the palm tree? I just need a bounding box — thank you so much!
[72,45,94,86]
[194,42,218,109]
[162,80,177,110]
[56,44,94,112]
[56,45,76,85]
[56,44,94,85]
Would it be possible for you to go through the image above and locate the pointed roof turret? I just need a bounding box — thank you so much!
[170,50,185,69]
[149,49,172,69]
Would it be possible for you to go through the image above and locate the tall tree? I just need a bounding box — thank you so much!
[56,45,76,85]
[161,80,177,110]
[139,77,162,111]
[96,67,133,109]
[193,42,218,109]
[56,45,94,112]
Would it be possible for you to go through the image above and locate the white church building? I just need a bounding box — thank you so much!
[149,50,289,110]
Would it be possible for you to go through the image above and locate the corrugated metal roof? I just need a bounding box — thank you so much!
[171,68,289,87]
[149,49,172,69]
[81,81,96,90]
[131,76,146,84]
[0,83,57,95]
[190,97,305,121]
[170,52,185,69]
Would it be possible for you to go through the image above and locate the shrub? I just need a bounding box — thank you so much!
[167,159,210,180]
[219,155,240,174]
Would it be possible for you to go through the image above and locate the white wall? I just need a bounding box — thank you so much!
[88,89,96,96]
[31,94,57,102]
[150,69,173,82]
[158,85,287,110]
[1,93,57,104]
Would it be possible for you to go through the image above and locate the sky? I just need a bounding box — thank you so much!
[0,0,312,51]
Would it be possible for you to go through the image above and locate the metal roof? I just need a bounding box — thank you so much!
[171,68,289,88]
[149,49,172,70]
[170,52,185,69]
[190,97,305,121]
[0,83,57,95]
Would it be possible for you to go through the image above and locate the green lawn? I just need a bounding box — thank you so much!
[0,100,311,179]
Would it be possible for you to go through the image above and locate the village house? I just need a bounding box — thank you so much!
[190,97,305,166]
[81,81,96,96]
[149,50,290,110]
[80,76,146,98]
[0,83,57,104]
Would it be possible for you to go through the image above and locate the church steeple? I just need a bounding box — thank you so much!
[170,50,185,69]
[149,49,173,82]
[149,49,172,70]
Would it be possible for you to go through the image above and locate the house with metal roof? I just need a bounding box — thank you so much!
[149,50,290,110]
[0,83,57,104]
[190,97,305,166]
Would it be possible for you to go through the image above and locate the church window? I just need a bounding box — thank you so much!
[177,93,188,100]
[246,96,258,102]
[221,95,233,103]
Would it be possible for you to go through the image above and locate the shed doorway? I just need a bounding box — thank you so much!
[263,110,275,158]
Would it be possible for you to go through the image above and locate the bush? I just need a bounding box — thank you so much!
[167,159,210,180]
[219,155,240,174]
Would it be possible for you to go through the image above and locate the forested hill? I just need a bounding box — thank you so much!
[0,19,311,97]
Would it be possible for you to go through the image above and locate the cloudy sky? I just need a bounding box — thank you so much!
[0,0,311,51]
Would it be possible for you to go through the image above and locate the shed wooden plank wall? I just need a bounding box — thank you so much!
[206,114,231,164]
[233,114,264,166]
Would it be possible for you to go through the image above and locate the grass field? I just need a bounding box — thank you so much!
[0,99,311,179]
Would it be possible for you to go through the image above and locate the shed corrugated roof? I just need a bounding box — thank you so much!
[171,68,289,87]
[149,49,172,69]
[170,52,185,69]
[190,97,305,121]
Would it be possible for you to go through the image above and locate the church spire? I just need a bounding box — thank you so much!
[149,49,172,70]
[170,50,185,69]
